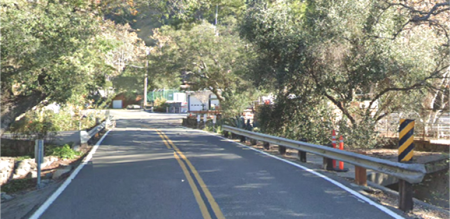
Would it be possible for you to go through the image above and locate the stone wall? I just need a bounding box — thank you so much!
[0,158,15,185]
[0,139,35,157]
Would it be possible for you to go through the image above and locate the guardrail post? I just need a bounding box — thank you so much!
[323,144,334,170]
[263,142,270,150]
[398,119,415,212]
[278,145,286,155]
[298,138,307,162]
[278,136,287,155]
[354,166,367,186]
[399,180,413,212]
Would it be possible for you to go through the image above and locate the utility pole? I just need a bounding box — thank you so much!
[144,59,148,108]
[144,48,150,108]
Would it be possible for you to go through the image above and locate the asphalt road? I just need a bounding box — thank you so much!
[39,111,401,219]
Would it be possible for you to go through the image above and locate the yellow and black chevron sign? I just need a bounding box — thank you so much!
[398,119,415,162]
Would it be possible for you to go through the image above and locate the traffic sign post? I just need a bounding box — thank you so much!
[398,119,415,212]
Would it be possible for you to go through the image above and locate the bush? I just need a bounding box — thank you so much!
[8,112,57,139]
[8,106,107,136]
[153,98,169,112]
[47,144,81,159]
[255,96,334,146]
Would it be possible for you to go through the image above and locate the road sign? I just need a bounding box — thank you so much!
[399,119,415,162]
[398,119,415,212]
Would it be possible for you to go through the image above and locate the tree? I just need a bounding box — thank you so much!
[239,0,449,148]
[0,0,127,135]
[149,21,255,103]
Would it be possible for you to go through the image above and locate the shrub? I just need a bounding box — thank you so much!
[8,112,57,139]
[47,144,81,159]
[153,98,169,112]
[8,106,106,136]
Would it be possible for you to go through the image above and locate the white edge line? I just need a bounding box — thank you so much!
[192,128,404,219]
[29,130,112,219]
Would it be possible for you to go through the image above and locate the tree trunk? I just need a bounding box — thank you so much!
[1,90,47,136]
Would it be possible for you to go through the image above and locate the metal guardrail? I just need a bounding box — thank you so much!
[80,121,106,144]
[88,121,106,138]
[222,125,426,184]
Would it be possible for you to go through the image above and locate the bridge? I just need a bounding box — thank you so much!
[23,111,437,218]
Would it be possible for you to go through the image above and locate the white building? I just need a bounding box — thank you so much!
[186,91,220,112]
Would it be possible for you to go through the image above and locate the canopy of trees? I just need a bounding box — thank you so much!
[0,0,147,134]
[2,0,448,148]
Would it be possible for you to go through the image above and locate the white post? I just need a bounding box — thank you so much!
[197,114,200,129]
[213,115,217,132]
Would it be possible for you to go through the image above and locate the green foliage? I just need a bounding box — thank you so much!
[154,98,167,107]
[8,106,106,137]
[239,0,448,148]
[1,0,136,134]
[215,125,223,135]
[221,89,260,118]
[153,98,169,112]
[1,0,108,102]
[337,118,384,149]
[47,144,81,159]
[255,97,334,146]
[149,21,255,105]
[15,156,31,161]
[8,111,58,139]
[224,116,245,129]
[4,0,445,150]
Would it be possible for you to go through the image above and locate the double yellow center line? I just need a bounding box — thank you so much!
[155,130,224,219]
